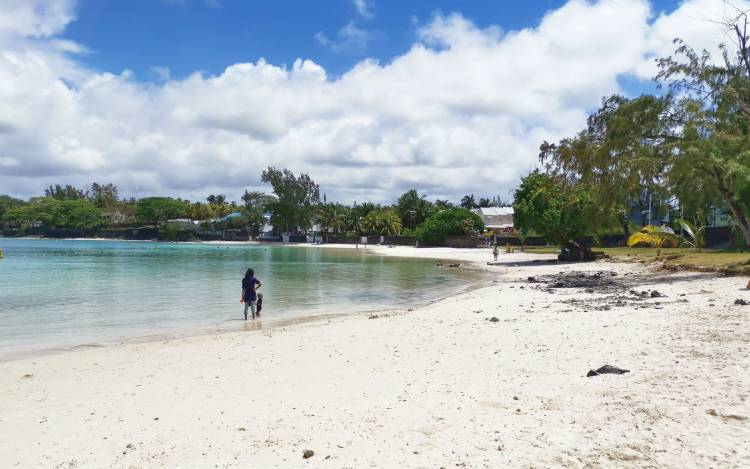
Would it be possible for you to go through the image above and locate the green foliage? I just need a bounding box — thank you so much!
[460,194,477,209]
[434,199,453,210]
[539,20,750,248]
[3,197,103,231]
[135,197,188,227]
[240,190,274,236]
[89,183,119,208]
[206,194,226,205]
[414,208,484,246]
[261,167,320,233]
[362,209,402,236]
[513,171,592,247]
[317,203,349,234]
[0,195,25,220]
[396,189,433,229]
[44,184,87,201]
[676,209,707,251]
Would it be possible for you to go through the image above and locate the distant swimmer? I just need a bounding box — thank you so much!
[241,268,262,320]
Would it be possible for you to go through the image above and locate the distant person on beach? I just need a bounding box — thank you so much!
[241,268,262,320]
[492,244,499,261]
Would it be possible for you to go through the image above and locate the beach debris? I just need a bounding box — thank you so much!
[436,261,444,267]
[586,365,630,377]
[542,271,620,291]
[367,314,380,319]
[488,317,499,322]
[22,373,33,379]
[734,299,748,306]
[302,449,315,459]
[153,417,159,421]
[473,309,483,314]
[706,409,748,421]
[449,263,461,268]
[237,427,246,431]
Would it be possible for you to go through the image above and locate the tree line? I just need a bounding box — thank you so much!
[1,167,492,245]
[512,14,750,250]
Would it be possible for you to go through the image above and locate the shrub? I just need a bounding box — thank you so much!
[415,208,484,246]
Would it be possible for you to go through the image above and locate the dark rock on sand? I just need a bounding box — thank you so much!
[650,290,662,298]
[303,450,315,459]
[735,299,748,306]
[543,271,620,292]
[489,317,499,322]
[586,365,630,377]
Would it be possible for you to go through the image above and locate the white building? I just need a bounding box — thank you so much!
[474,207,514,233]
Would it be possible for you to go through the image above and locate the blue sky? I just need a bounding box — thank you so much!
[67,0,677,80]
[0,0,738,202]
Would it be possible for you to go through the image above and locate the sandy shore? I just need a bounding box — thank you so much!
[1,247,749,468]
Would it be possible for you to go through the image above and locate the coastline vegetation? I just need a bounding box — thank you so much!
[513,17,750,252]
[0,168,488,245]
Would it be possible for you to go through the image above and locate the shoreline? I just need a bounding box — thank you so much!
[0,244,507,362]
[2,253,748,467]
[0,269,496,363]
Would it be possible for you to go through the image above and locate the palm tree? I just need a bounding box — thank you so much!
[380,210,402,236]
[460,194,477,209]
[435,199,453,210]
[627,225,678,257]
[363,209,402,235]
[317,204,347,234]
[676,209,707,252]
[397,189,432,229]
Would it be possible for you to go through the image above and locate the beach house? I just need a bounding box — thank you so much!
[474,206,514,234]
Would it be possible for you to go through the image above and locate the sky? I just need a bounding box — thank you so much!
[0,0,746,204]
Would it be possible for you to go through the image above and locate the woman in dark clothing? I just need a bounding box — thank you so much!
[241,268,262,320]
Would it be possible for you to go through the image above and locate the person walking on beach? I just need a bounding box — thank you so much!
[241,268,262,320]
[492,244,499,262]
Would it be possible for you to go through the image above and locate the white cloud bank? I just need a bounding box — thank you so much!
[0,0,746,202]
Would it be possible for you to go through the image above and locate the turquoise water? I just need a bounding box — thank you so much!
[0,238,478,355]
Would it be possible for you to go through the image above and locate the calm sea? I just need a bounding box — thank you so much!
[0,238,478,356]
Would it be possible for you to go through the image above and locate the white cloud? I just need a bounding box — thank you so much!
[353,0,375,19]
[316,21,373,53]
[0,0,747,203]
[150,65,172,82]
[0,0,76,38]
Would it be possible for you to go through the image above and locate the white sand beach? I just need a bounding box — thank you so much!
[1,247,749,468]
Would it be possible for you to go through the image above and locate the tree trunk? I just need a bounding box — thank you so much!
[713,167,750,248]
[620,221,630,242]
[723,194,750,249]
